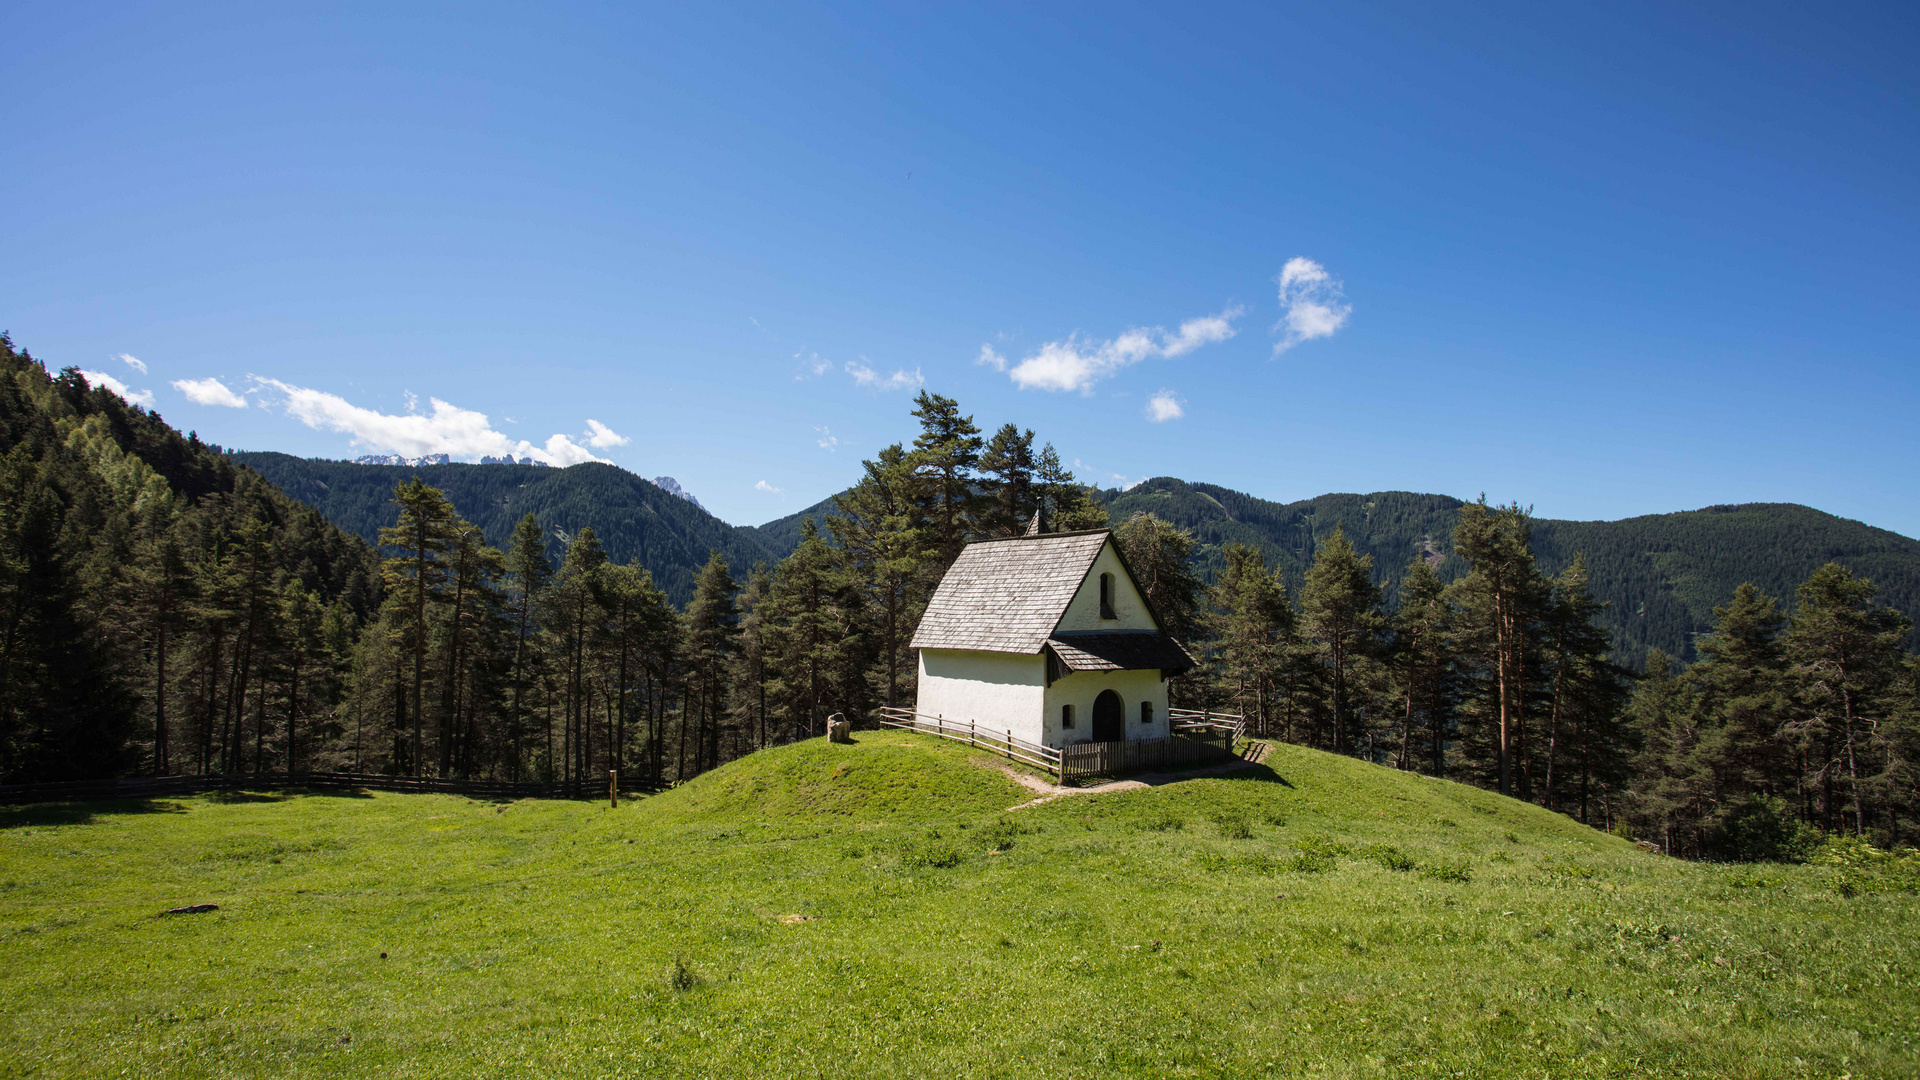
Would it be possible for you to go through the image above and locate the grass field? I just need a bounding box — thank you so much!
[2,732,1913,1079]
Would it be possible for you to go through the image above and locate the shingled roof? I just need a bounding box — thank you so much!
[1046,632,1195,674]
[908,530,1113,654]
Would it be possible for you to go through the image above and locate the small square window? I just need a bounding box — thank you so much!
[1140,701,1154,725]
[1062,704,1075,729]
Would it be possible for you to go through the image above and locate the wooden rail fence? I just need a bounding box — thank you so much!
[0,771,642,806]
[877,706,1244,783]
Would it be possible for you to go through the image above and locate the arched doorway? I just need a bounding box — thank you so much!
[1092,690,1124,742]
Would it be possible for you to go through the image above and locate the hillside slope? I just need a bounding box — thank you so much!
[230,454,1920,662]
[230,452,779,604]
[1102,478,1920,664]
[3,732,1912,1077]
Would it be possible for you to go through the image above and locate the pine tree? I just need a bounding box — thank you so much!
[378,479,454,776]
[764,519,871,739]
[1301,527,1386,755]
[503,512,550,781]
[910,391,983,556]
[1452,498,1543,797]
[1213,543,1295,736]
[1539,554,1629,815]
[546,526,607,783]
[979,424,1037,536]
[683,552,739,774]
[1036,444,1108,532]
[1627,648,1707,853]
[829,444,932,708]
[1389,558,1454,775]
[1785,563,1912,837]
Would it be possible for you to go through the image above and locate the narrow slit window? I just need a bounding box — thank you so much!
[1062,703,1075,729]
[1140,700,1154,725]
[1099,572,1116,620]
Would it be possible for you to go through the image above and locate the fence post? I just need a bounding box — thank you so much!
[609,770,618,809]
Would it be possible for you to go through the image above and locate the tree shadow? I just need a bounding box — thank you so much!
[205,789,288,804]
[279,786,375,799]
[0,799,190,829]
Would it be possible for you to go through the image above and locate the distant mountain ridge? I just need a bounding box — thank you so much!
[231,454,1919,663]
[230,453,776,605]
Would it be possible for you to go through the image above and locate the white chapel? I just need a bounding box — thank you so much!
[908,525,1195,749]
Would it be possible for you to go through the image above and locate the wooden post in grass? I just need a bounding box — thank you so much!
[608,770,618,808]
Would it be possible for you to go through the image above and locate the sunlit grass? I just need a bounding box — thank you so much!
[2,732,1912,1078]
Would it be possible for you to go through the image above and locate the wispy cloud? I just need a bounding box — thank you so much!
[79,370,154,407]
[1273,257,1351,355]
[995,306,1241,394]
[755,480,784,495]
[251,378,610,466]
[116,353,147,375]
[583,419,629,448]
[793,352,834,381]
[814,425,838,452]
[1145,389,1185,422]
[845,359,924,391]
[172,376,249,408]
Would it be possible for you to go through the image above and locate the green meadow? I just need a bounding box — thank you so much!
[2,732,1912,1079]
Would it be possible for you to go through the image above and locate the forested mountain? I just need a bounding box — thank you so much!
[230,453,779,605]
[9,361,1918,858]
[0,335,379,781]
[1097,479,1920,667]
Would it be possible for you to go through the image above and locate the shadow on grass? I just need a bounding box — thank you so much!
[205,790,289,804]
[0,799,190,828]
[278,786,375,799]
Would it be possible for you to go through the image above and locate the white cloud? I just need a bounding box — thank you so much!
[845,359,924,391]
[1145,389,1185,422]
[755,480,784,495]
[251,377,613,466]
[814,425,838,452]
[117,353,147,375]
[793,352,834,380]
[583,419,629,448]
[976,344,1008,372]
[1273,257,1352,355]
[79,370,154,407]
[997,306,1241,394]
[172,377,249,408]
[1160,309,1241,356]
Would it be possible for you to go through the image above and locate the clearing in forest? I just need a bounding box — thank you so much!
[1,731,1912,1078]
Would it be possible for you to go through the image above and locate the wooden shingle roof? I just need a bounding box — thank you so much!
[908,530,1112,654]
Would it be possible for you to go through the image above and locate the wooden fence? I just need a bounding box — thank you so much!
[875,708,1063,774]
[0,770,635,806]
[876,706,1244,783]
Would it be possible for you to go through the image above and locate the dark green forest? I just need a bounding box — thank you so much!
[5,332,1917,863]
[240,456,1920,670]
[231,452,778,606]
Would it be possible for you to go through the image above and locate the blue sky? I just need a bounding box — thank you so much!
[4,2,1917,534]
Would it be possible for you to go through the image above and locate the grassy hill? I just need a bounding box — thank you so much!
[3,733,1912,1078]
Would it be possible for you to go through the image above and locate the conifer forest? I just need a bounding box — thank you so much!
[3,333,1915,859]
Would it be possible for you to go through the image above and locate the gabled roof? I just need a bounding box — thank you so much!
[908,530,1113,654]
[1047,632,1195,673]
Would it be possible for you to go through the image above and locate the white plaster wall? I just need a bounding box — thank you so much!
[1040,668,1169,748]
[915,649,1048,745]
[1054,541,1160,632]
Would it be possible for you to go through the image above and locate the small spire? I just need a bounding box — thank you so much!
[1026,506,1047,536]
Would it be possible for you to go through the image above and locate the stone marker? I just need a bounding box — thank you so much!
[826,713,852,743]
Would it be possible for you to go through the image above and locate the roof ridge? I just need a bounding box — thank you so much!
[960,528,1111,546]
